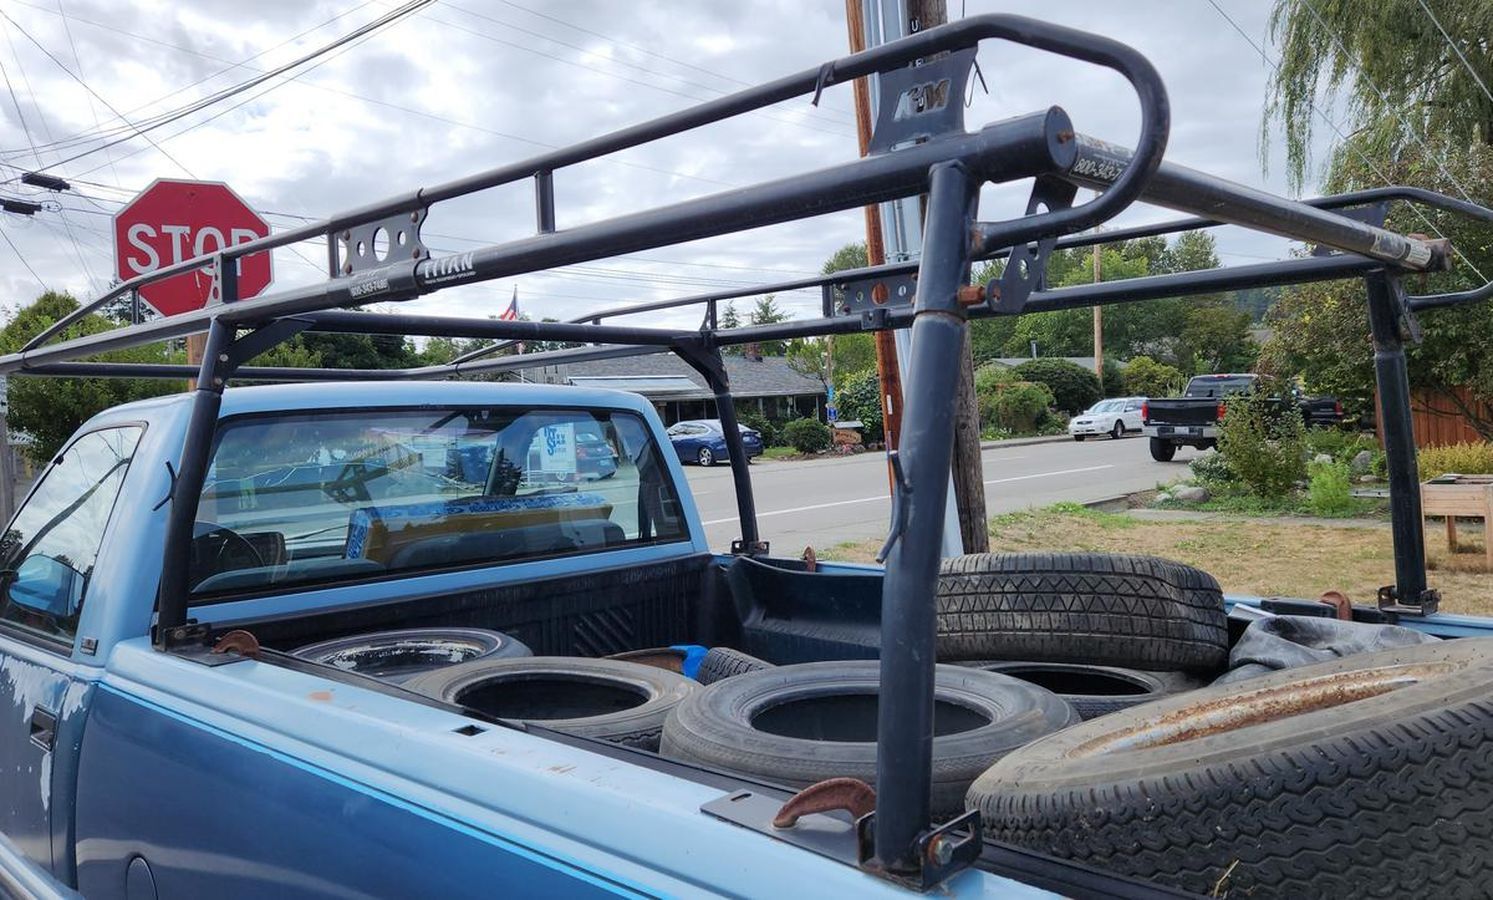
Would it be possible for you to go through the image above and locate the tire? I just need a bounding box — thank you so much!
[1148,437,1176,461]
[1111,421,1125,440]
[1073,435,1085,442]
[292,627,531,683]
[697,446,715,466]
[661,661,1076,817]
[957,661,1203,720]
[696,647,773,685]
[936,552,1228,672]
[406,656,696,750]
[967,639,1493,899]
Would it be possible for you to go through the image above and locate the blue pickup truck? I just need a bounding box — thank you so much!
[5,14,1493,899]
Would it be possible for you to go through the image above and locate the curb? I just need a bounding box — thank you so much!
[979,434,1072,451]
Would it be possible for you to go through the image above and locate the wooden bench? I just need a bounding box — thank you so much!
[1422,474,1493,568]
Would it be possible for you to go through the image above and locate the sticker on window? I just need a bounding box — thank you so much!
[538,423,577,473]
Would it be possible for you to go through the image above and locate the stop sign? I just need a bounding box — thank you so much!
[113,179,273,317]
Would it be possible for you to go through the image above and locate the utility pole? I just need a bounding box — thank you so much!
[846,0,982,556]
[844,1,904,455]
[1092,240,1104,379]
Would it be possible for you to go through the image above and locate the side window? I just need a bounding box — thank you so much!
[1125,400,1143,411]
[0,427,141,646]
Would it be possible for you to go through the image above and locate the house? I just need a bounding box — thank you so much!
[514,352,827,425]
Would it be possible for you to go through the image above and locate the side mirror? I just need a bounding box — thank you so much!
[7,555,84,618]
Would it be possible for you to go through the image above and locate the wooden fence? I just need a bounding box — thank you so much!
[1376,385,1491,448]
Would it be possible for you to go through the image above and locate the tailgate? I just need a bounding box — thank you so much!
[1144,400,1218,427]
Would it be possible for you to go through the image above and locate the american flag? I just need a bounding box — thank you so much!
[499,286,519,321]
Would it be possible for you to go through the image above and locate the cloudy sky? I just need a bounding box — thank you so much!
[0,0,1335,331]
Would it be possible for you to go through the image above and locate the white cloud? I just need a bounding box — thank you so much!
[0,0,1329,332]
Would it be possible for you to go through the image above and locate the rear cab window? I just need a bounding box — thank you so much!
[191,406,687,597]
[1183,376,1256,398]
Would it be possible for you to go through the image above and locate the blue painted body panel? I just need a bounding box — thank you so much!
[72,640,1050,899]
[5,380,1493,896]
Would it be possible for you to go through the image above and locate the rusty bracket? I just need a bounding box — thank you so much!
[831,271,918,318]
[989,176,1078,315]
[855,808,983,890]
[212,629,262,659]
[774,778,875,828]
[1377,584,1440,617]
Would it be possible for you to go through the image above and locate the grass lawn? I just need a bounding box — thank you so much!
[760,446,800,460]
[826,503,1493,616]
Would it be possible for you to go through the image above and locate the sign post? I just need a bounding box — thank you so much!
[112,179,273,387]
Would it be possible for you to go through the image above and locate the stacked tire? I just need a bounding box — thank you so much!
[936,552,1226,718]
[966,639,1493,899]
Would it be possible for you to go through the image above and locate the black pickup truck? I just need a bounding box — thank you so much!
[1143,373,1343,461]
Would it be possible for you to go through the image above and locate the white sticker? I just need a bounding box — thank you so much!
[538,423,576,473]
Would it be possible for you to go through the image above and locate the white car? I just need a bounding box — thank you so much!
[1070,396,1146,441]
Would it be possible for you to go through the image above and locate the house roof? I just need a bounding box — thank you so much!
[517,352,826,400]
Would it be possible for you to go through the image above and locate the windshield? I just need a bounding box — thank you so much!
[1184,376,1256,398]
[191,406,687,596]
[1085,401,1118,414]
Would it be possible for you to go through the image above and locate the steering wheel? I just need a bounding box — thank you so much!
[189,523,267,587]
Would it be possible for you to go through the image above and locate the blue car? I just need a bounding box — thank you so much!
[667,418,764,466]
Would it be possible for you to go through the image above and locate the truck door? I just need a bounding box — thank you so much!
[0,426,142,875]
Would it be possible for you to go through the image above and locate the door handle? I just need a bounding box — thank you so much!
[29,706,56,752]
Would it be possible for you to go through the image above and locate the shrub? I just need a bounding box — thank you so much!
[783,417,831,453]
[1303,428,1378,463]
[1101,359,1126,397]
[834,368,883,443]
[1418,441,1493,481]
[980,381,1054,433]
[1305,459,1354,516]
[1122,355,1185,398]
[1189,452,1236,487]
[1012,358,1102,415]
[736,410,780,447]
[1216,386,1307,498]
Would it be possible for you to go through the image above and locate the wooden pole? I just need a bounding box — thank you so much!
[844,0,904,456]
[185,332,207,392]
[1093,241,1104,381]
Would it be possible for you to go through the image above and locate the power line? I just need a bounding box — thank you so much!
[376,0,851,141]
[440,0,855,127]
[0,3,742,191]
[0,222,46,286]
[1205,0,1488,283]
[1414,0,1493,108]
[0,1,433,179]
[0,0,378,156]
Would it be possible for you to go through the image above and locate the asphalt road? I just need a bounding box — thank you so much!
[682,434,1196,552]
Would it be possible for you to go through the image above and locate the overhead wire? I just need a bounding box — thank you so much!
[1414,0,1493,108]
[0,0,378,156]
[367,0,849,141]
[5,3,740,190]
[1205,0,1488,283]
[0,1,434,179]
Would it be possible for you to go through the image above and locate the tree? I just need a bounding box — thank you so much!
[1123,355,1186,397]
[719,302,743,355]
[1259,1,1493,433]
[821,242,868,275]
[1265,0,1493,193]
[747,295,791,355]
[835,367,884,442]
[0,292,180,462]
[1012,358,1101,415]
[786,338,830,389]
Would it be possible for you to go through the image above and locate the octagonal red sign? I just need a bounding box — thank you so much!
[112,179,273,317]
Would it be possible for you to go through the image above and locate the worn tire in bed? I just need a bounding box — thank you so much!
[695,647,773,685]
[292,627,531,683]
[406,656,695,750]
[966,639,1493,899]
[959,661,1203,720]
[661,661,1076,817]
[936,552,1227,672]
